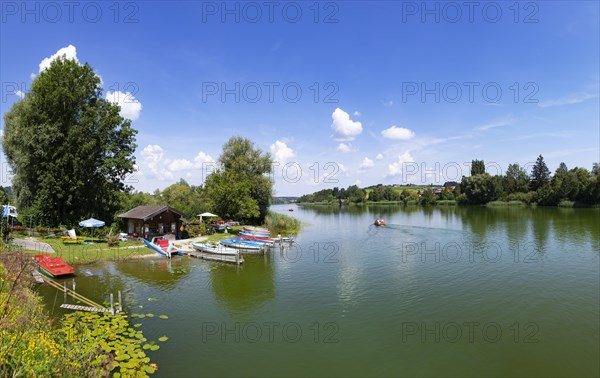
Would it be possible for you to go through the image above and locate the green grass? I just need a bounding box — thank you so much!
[265,212,301,234]
[486,200,527,207]
[436,200,457,205]
[19,237,152,264]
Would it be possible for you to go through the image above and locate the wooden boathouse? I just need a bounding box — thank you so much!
[118,205,187,240]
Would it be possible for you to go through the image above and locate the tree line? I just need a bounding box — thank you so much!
[297,156,600,207]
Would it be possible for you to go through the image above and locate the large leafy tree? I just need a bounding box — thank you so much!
[504,163,530,193]
[204,137,273,222]
[461,174,501,204]
[2,57,137,226]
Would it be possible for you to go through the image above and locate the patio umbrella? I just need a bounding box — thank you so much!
[198,212,218,222]
[79,217,105,239]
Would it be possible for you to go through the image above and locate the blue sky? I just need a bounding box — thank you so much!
[1,1,598,196]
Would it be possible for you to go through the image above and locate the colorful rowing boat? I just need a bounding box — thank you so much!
[192,242,240,255]
[34,254,75,277]
[143,237,182,258]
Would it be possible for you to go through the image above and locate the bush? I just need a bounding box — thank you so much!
[265,212,301,233]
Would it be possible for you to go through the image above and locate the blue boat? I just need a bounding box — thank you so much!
[220,238,265,251]
[144,237,182,259]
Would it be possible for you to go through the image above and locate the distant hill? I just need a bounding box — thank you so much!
[272,196,298,204]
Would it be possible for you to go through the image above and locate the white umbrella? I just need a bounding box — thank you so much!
[79,218,105,239]
[198,212,218,222]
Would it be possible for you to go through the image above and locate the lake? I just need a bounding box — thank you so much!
[38,204,600,377]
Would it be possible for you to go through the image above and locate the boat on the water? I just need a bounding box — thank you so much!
[220,238,265,251]
[192,242,239,255]
[374,218,385,226]
[238,232,273,242]
[34,254,74,277]
[144,237,182,258]
[243,226,270,234]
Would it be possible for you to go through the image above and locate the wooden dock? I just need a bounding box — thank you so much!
[60,304,111,313]
[41,275,117,314]
[184,250,244,264]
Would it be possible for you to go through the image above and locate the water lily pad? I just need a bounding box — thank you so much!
[147,297,158,301]
[146,313,154,318]
[150,345,160,351]
[143,344,151,350]
[134,323,142,327]
[158,336,169,342]
[159,315,169,319]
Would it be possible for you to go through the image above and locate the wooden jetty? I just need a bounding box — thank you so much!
[60,304,111,313]
[41,276,119,314]
[184,250,244,265]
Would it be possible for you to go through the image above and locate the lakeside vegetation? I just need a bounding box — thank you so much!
[297,157,600,208]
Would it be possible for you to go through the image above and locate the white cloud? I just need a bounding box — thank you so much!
[353,111,361,117]
[383,100,393,107]
[194,151,215,167]
[168,159,195,172]
[106,91,142,121]
[387,151,415,177]
[382,126,415,140]
[331,108,362,141]
[39,45,78,72]
[15,90,25,99]
[475,118,514,131]
[376,153,384,160]
[337,143,352,153]
[359,157,374,169]
[538,92,598,108]
[141,144,172,180]
[270,140,295,163]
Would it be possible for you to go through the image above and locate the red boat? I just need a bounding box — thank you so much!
[374,218,385,226]
[34,254,75,277]
[238,234,273,243]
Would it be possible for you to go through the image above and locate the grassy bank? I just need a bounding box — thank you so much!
[14,238,152,264]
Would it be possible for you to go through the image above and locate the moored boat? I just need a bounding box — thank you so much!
[192,242,239,255]
[34,254,75,277]
[220,238,265,251]
[242,226,270,234]
[144,237,182,258]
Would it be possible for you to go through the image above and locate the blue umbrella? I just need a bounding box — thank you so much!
[79,218,105,239]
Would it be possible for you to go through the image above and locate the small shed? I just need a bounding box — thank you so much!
[117,205,187,240]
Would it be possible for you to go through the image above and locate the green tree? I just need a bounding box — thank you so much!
[2,57,137,226]
[530,155,550,191]
[160,179,205,218]
[204,137,273,222]
[471,159,485,176]
[346,185,366,203]
[504,163,530,194]
[461,174,501,204]
[420,188,437,205]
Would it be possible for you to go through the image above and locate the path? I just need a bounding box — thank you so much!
[12,238,56,253]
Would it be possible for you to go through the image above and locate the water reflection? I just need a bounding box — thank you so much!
[209,254,275,315]
[114,257,191,290]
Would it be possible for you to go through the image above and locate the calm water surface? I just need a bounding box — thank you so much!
[39,204,600,377]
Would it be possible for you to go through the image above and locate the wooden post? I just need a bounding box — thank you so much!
[63,281,67,292]
[235,253,239,264]
[110,293,115,315]
[118,291,123,313]
[72,278,76,291]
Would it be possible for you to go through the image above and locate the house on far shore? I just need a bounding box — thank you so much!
[118,205,187,240]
